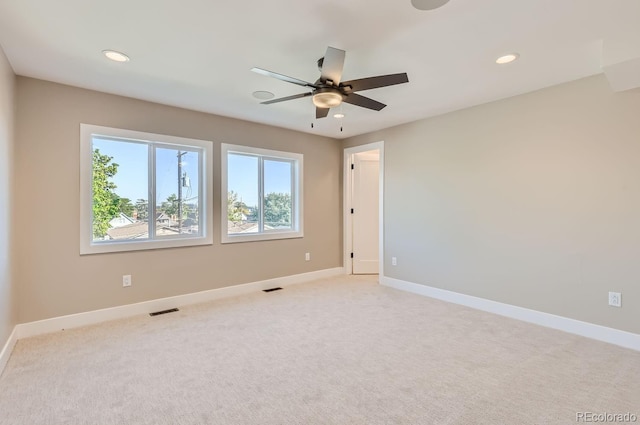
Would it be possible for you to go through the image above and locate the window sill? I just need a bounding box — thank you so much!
[80,234,213,255]
[221,230,303,244]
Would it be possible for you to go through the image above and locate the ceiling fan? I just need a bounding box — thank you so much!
[251,46,409,119]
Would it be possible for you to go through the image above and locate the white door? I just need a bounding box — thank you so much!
[352,151,379,274]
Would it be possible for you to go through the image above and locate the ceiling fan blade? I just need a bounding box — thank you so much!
[341,73,409,92]
[343,93,386,111]
[320,47,346,85]
[251,67,316,88]
[316,107,330,119]
[260,92,312,105]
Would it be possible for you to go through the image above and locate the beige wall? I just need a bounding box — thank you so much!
[12,71,640,336]
[15,77,342,323]
[345,75,640,334]
[0,45,16,345]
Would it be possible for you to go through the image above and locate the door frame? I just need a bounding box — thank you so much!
[343,141,384,276]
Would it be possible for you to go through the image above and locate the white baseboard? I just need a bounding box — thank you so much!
[15,267,344,341]
[381,276,640,352]
[0,326,18,377]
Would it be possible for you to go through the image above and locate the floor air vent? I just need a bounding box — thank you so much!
[263,287,283,293]
[149,308,179,317]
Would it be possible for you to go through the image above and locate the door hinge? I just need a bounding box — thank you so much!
[351,163,354,170]
[350,208,354,214]
[350,252,354,258]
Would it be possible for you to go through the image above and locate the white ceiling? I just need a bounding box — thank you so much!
[1,0,639,139]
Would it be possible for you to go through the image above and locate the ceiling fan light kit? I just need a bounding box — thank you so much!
[252,46,409,119]
[312,89,343,108]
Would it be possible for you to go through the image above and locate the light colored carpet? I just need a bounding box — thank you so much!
[1,275,638,425]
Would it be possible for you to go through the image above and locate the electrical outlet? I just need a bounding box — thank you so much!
[305,252,310,261]
[608,292,621,307]
[391,257,397,266]
[123,275,132,287]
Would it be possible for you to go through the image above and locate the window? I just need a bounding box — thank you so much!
[80,124,213,254]
[221,143,303,243]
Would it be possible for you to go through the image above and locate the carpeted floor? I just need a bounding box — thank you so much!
[0,275,638,425]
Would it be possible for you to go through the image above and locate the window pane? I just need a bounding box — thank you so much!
[91,138,149,242]
[264,159,293,230]
[156,147,201,237]
[227,153,259,234]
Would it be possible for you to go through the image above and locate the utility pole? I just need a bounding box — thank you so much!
[177,151,187,234]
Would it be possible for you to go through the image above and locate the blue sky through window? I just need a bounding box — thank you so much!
[228,154,292,207]
[93,138,293,210]
[92,137,200,204]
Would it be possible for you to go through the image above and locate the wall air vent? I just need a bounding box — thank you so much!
[149,308,179,316]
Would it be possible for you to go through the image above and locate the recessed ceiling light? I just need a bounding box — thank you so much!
[411,0,450,11]
[333,113,345,119]
[252,91,275,100]
[102,50,130,62]
[496,53,520,65]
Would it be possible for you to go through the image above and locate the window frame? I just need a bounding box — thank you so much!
[80,124,213,255]
[221,143,303,243]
